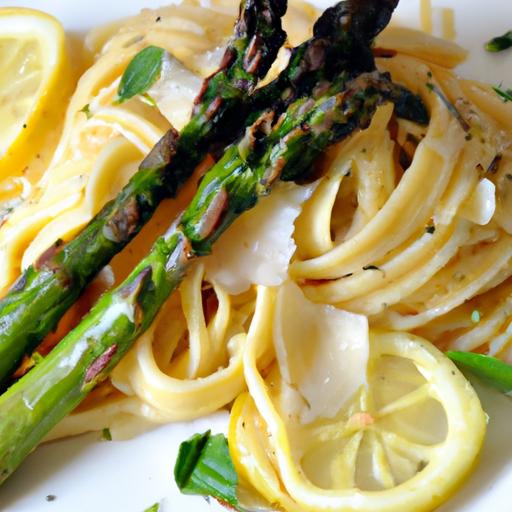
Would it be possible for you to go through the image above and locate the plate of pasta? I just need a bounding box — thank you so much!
[0,0,511,511]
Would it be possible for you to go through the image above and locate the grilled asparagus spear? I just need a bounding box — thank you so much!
[0,0,287,386]
[0,68,417,484]
[0,0,426,388]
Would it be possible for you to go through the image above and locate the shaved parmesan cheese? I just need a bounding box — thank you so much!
[194,45,225,76]
[460,178,496,225]
[204,181,316,294]
[273,281,369,424]
[148,52,202,131]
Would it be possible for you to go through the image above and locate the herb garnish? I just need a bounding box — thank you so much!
[363,265,381,271]
[174,431,246,511]
[79,104,93,119]
[425,225,435,234]
[116,46,166,104]
[101,427,112,441]
[143,503,160,512]
[492,86,512,103]
[485,30,512,52]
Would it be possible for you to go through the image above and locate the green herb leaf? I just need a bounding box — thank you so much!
[174,431,244,511]
[493,86,512,103]
[143,503,160,512]
[447,351,512,393]
[79,104,93,119]
[485,30,512,52]
[101,427,112,441]
[116,46,166,104]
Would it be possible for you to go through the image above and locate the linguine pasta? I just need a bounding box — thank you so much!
[0,0,510,509]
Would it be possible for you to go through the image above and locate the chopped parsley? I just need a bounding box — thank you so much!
[79,103,93,119]
[101,427,112,441]
[143,504,160,512]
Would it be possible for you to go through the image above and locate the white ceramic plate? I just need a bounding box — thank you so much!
[0,1,511,511]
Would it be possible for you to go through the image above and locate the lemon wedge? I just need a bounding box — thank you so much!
[234,302,487,512]
[0,8,71,181]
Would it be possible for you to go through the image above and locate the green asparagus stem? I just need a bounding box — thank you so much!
[251,0,397,111]
[447,351,512,394]
[0,0,287,387]
[0,68,413,484]
[0,0,426,391]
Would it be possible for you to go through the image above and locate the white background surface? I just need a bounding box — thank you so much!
[0,0,512,511]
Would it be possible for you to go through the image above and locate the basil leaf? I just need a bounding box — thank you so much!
[116,46,165,104]
[143,503,160,512]
[174,431,244,511]
[447,351,512,393]
[485,30,512,52]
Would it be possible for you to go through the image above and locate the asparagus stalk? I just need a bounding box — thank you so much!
[0,68,413,484]
[250,0,399,112]
[0,0,287,386]
[0,0,424,389]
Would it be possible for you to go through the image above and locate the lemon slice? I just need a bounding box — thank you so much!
[0,8,71,181]
[235,317,486,511]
